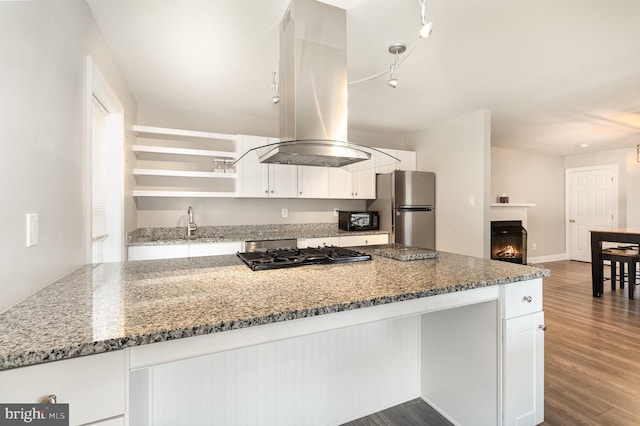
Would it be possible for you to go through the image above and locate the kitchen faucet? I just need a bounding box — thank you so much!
[187,206,197,237]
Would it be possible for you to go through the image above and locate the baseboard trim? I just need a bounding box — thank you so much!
[528,253,570,264]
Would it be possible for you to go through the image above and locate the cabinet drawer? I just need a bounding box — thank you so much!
[188,241,242,257]
[128,244,189,261]
[298,237,340,248]
[0,351,125,426]
[503,279,543,319]
[339,234,389,247]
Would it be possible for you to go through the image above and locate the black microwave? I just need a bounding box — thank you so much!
[338,211,379,231]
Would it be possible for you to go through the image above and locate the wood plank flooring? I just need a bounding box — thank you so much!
[343,260,640,425]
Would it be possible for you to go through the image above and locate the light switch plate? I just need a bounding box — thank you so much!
[26,213,38,247]
[282,208,288,218]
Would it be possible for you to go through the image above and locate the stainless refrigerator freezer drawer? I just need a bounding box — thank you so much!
[394,209,435,249]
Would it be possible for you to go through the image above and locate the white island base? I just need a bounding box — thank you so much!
[128,279,543,426]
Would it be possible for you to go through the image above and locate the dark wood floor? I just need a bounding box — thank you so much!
[343,260,640,425]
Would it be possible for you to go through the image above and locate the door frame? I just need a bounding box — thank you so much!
[564,164,618,261]
[85,56,124,263]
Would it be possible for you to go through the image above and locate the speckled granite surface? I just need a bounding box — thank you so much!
[127,223,388,246]
[0,250,549,371]
[374,244,439,261]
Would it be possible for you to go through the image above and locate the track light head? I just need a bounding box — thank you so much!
[420,21,434,38]
[387,78,398,88]
[272,95,280,104]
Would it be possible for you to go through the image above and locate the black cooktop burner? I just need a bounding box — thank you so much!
[237,246,372,271]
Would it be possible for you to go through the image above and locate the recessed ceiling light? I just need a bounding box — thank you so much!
[577,144,589,148]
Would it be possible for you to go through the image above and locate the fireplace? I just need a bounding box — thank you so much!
[491,220,527,264]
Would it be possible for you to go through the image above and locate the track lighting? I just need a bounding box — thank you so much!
[420,20,434,38]
[387,44,405,88]
[418,0,434,38]
[271,71,280,104]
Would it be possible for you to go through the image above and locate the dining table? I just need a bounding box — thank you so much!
[590,228,640,297]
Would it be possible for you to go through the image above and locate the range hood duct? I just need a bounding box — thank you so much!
[261,0,371,168]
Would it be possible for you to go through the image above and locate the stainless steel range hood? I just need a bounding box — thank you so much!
[236,0,398,170]
[265,0,366,168]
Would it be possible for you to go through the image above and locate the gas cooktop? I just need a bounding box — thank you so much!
[236,246,372,271]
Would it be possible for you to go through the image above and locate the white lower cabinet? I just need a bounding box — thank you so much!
[128,242,242,261]
[297,236,340,248]
[503,279,545,426]
[339,234,388,247]
[188,241,243,257]
[0,351,126,426]
[128,244,189,261]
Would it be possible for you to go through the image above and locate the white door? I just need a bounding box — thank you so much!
[567,166,617,262]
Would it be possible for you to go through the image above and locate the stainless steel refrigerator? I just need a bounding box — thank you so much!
[367,171,435,249]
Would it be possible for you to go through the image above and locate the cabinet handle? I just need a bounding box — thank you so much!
[264,190,268,194]
[299,191,302,195]
[538,324,547,331]
[522,296,533,303]
[365,240,368,244]
[40,395,57,404]
[271,190,274,193]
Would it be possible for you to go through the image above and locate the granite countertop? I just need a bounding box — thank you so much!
[0,248,549,371]
[127,223,388,246]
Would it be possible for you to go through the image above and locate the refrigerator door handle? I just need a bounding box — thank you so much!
[398,205,433,212]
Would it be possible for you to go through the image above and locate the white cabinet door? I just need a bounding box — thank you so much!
[297,166,330,198]
[328,164,375,199]
[188,242,243,257]
[504,311,545,426]
[237,135,270,197]
[329,167,353,199]
[352,168,376,199]
[0,351,125,426]
[128,244,189,261]
[268,164,298,197]
[237,136,297,198]
[339,234,388,247]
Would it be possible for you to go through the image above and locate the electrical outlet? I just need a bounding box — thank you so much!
[282,208,288,218]
[468,196,475,207]
[333,208,339,217]
[532,243,537,250]
[26,213,38,247]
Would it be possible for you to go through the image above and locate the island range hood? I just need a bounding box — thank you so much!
[255,0,386,169]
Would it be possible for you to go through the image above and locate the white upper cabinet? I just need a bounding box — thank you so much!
[327,166,376,199]
[376,148,417,173]
[236,135,297,198]
[298,166,330,198]
[129,126,415,200]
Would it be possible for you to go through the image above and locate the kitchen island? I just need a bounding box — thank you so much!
[0,248,548,426]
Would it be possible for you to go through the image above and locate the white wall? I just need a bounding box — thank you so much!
[405,110,491,258]
[0,0,136,312]
[491,147,566,259]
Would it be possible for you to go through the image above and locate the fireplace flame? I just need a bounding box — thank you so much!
[496,245,520,258]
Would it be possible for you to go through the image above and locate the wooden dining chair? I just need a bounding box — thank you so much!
[601,247,640,299]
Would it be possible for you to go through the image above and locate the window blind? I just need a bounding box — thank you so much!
[91,96,108,242]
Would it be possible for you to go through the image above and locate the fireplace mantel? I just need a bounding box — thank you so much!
[490,203,537,207]
[490,203,536,229]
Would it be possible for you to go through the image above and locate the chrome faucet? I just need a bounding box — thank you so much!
[187,206,197,237]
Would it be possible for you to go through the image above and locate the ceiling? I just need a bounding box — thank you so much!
[86,0,640,156]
